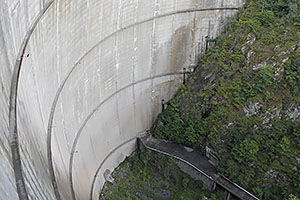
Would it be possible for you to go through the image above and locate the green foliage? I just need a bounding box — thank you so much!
[101,151,218,200]
[152,1,300,199]
[219,120,300,198]
[230,54,246,63]
[243,83,258,98]
[238,18,261,33]
[260,0,300,20]
[234,139,260,163]
[292,121,300,148]
[289,194,300,200]
[181,177,190,189]
[285,57,300,96]
[261,29,278,45]
[254,66,276,92]
[277,136,291,155]
[217,157,240,181]
[154,98,209,146]
[256,10,275,26]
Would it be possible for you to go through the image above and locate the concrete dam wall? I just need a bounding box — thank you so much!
[0,0,243,199]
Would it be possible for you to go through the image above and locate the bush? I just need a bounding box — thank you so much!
[254,66,275,92]
[285,57,300,96]
[289,194,300,200]
[234,139,259,163]
[152,1,300,199]
[258,0,300,21]
[256,10,275,26]
[238,18,261,33]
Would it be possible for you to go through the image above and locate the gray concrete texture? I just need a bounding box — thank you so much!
[0,0,244,199]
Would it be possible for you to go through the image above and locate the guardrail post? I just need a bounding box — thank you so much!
[211,181,217,191]
[205,36,209,52]
[161,99,165,112]
[137,137,146,153]
[205,36,216,52]
[183,68,186,84]
[226,191,231,200]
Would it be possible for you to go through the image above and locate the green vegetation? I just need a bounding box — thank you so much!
[153,1,300,199]
[100,151,223,200]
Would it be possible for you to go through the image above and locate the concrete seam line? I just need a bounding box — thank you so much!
[3,1,240,199]
[47,6,238,197]
[88,134,145,200]
[68,72,183,200]
[46,5,239,139]
[44,6,239,200]
[8,1,55,200]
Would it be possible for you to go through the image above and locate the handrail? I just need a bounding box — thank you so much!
[215,175,259,200]
[143,143,214,181]
[139,136,260,200]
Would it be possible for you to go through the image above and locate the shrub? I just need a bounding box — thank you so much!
[257,0,300,21]
[256,10,275,26]
[285,57,300,96]
[289,194,300,200]
[234,139,259,163]
[254,66,275,92]
[238,18,261,33]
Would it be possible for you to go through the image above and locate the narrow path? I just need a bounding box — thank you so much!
[139,136,259,200]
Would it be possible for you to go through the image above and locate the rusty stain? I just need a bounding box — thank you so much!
[171,26,190,72]
[192,16,196,46]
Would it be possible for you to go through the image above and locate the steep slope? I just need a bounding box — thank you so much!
[0,0,244,199]
[153,1,300,199]
[100,151,222,200]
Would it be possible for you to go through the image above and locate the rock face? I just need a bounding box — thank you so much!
[0,0,244,199]
[152,1,300,199]
[243,102,262,117]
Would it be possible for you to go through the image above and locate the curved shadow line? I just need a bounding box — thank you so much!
[69,72,183,199]
[89,133,145,200]
[46,6,239,200]
[8,1,55,200]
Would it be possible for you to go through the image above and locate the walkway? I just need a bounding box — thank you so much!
[139,136,259,200]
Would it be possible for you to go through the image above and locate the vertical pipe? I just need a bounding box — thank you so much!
[183,68,186,84]
[161,99,165,112]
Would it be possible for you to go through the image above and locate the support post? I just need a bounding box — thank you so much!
[205,36,209,52]
[205,36,216,52]
[226,191,231,200]
[137,137,145,153]
[183,68,186,84]
[211,181,217,191]
[161,99,165,112]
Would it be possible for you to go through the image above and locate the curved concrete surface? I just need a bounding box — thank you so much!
[0,0,244,199]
